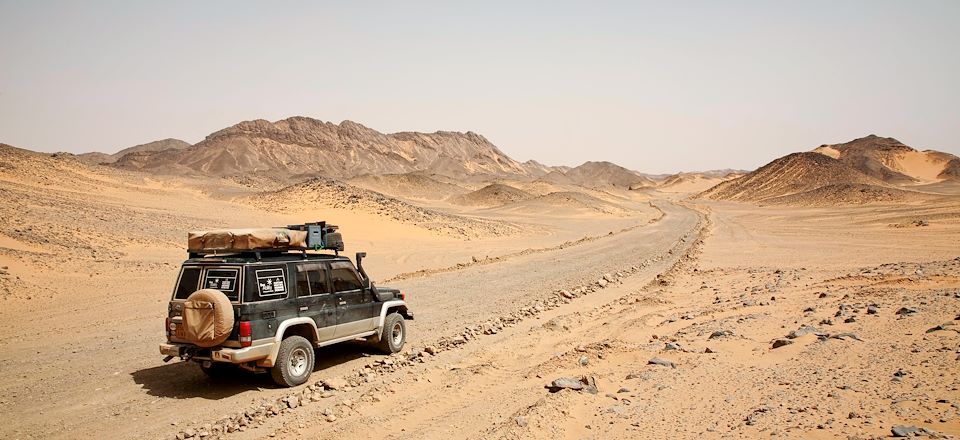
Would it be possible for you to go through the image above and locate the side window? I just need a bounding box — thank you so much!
[309,265,330,295]
[244,266,288,302]
[295,266,311,297]
[330,263,363,292]
[174,267,201,299]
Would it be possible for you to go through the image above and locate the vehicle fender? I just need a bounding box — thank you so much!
[264,317,320,366]
[376,300,409,335]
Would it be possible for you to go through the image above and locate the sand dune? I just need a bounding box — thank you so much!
[449,183,533,207]
[239,178,523,238]
[348,172,469,201]
[488,191,634,216]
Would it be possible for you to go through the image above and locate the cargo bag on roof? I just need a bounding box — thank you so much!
[187,228,308,253]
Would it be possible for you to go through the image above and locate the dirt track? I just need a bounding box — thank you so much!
[0,197,700,440]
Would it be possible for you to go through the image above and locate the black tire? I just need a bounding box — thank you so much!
[376,312,406,354]
[270,336,315,387]
[199,361,234,378]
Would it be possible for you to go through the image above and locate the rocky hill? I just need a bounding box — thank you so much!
[112,117,551,181]
[813,135,959,184]
[78,138,190,165]
[536,161,653,189]
[697,152,888,203]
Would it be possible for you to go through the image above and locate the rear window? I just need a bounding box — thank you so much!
[203,268,240,301]
[174,267,201,299]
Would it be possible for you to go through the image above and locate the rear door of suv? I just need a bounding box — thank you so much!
[329,261,377,337]
[294,262,337,341]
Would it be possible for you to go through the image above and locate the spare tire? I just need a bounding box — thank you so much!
[182,289,235,348]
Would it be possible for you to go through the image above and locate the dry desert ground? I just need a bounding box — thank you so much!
[0,135,958,440]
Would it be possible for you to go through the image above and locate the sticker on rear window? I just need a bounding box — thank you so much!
[204,269,239,294]
[256,268,287,297]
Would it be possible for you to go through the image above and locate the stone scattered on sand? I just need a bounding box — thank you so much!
[664,342,681,351]
[896,307,918,315]
[787,325,820,339]
[515,416,528,427]
[844,316,857,323]
[648,357,676,368]
[771,339,793,349]
[546,376,598,394]
[890,425,924,437]
[578,355,589,366]
[867,305,879,314]
[708,330,732,339]
[322,378,346,390]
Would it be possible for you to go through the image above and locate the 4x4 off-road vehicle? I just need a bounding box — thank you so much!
[159,222,413,387]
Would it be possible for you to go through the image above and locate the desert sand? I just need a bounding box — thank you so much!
[0,129,958,440]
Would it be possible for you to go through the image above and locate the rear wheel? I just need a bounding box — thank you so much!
[376,312,406,354]
[270,336,315,387]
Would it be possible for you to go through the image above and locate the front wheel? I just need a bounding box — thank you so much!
[376,312,406,354]
[270,336,315,387]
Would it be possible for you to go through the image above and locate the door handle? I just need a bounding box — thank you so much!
[338,301,346,305]
[299,306,308,311]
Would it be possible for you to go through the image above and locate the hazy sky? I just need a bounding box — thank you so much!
[1,1,958,173]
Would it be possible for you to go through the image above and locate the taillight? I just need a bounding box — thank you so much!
[165,317,171,336]
[399,291,406,300]
[239,321,252,347]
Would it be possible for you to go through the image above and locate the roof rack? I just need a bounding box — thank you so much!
[186,221,345,259]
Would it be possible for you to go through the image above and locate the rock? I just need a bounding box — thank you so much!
[896,307,918,315]
[708,330,732,339]
[325,414,337,423]
[867,305,879,315]
[704,347,715,354]
[559,290,574,299]
[819,318,834,326]
[648,357,676,368]
[285,395,300,409]
[890,425,922,437]
[926,323,955,333]
[546,377,584,392]
[597,279,609,288]
[322,378,346,390]
[664,342,681,351]
[617,387,630,393]
[578,355,589,366]
[603,273,615,283]
[771,339,793,349]
[829,332,863,341]
[844,316,857,323]
[546,376,597,394]
[424,345,437,355]
[183,428,196,438]
[515,416,528,427]
[451,336,467,345]
[818,292,828,298]
[787,326,820,339]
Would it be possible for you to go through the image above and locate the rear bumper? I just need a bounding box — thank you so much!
[159,341,274,364]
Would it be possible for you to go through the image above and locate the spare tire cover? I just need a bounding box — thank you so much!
[182,289,235,348]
